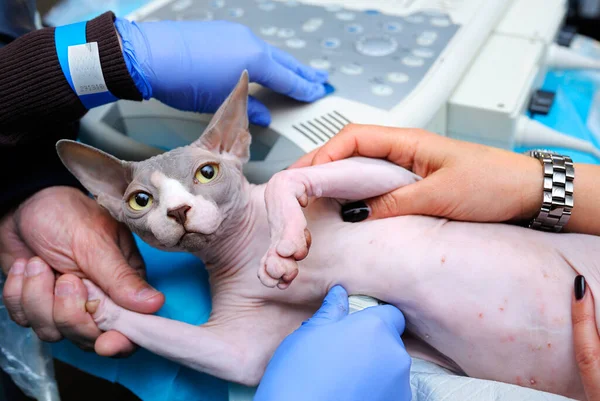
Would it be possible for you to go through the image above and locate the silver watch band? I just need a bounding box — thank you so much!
[528,150,574,232]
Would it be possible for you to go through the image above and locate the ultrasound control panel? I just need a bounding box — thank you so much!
[136,0,460,110]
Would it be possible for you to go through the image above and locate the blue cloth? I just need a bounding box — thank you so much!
[515,70,600,164]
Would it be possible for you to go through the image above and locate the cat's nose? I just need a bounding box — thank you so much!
[167,205,191,226]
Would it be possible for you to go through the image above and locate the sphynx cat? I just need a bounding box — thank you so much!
[56,71,599,400]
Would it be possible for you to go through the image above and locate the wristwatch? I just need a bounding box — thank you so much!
[527,150,574,232]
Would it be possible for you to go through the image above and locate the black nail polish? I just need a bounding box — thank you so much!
[575,275,586,301]
[341,201,370,223]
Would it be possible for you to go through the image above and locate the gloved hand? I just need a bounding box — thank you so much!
[254,286,412,401]
[115,18,328,126]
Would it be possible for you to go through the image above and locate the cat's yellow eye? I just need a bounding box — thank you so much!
[128,192,153,211]
[195,163,219,184]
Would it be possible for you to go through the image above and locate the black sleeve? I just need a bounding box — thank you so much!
[0,11,143,217]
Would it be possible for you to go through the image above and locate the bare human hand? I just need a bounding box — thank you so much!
[0,186,164,356]
[291,124,600,235]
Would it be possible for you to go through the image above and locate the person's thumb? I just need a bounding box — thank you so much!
[82,240,164,315]
[248,96,271,127]
[343,176,442,222]
[304,285,349,327]
[572,275,600,401]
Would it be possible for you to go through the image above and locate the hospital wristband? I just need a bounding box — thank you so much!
[54,20,119,109]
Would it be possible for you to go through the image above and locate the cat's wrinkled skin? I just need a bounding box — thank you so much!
[57,71,599,400]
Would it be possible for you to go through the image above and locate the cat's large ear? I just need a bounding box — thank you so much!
[194,70,252,164]
[56,140,131,220]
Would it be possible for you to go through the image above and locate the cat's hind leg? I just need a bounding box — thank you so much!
[260,157,420,289]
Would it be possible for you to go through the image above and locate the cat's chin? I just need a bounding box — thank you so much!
[174,232,212,252]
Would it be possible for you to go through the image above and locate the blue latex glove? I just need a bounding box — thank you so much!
[114,18,328,126]
[254,286,412,401]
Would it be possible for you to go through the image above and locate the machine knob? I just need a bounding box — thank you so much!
[355,35,398,57]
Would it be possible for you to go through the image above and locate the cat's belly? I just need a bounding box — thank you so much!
[297,201,598,400]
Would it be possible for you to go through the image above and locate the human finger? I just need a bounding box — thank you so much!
[53,274,103,351]
[310,125,433,170]
[270,46,328,84]
[21,258,62,342]
[304,285,349,326]
[572,275,600,401]
[248,96,272,127]
[79,233,164,315]
[2,259,29,326]
[95,331,137,357]
[341,172,448,221]
[0,212,35,274]
[361,304,406,335]
[257,60,326,102]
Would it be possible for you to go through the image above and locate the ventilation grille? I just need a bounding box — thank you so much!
[292,111,351,145]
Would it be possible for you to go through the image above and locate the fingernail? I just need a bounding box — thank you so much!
[10,260,26,275]
[575,275,586,301]
[342,201,370,223]
[55,281,74,297]
[25,259,44,277]
[136,287,160,302]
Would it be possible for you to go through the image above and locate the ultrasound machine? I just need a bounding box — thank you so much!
[78,0,600,188]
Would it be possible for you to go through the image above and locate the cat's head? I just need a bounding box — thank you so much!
[57,71,253,253]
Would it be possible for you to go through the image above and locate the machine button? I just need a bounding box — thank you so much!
[346,24,363,34]
[277,28,295,38]
[387,72,409,83]
[356,35,398,57]
[286,38,306,48]
[302,18,323,32]
[412,48,434,58]
[384,22,403,33]
[260,26,277,36]
[420,31,438,39]
[430,17,451,27]
[372,84,394,96]
[210,0,225,8]
[402,55,424,67]
[336,12,356,21]
[171,0,192,12]
[310,59,331,70]
[416,31,437,46]
[340,63,363,75]
[405,14,424,23]
[259,2,276,11]
[228,7,244,17]
[322,38,341,49]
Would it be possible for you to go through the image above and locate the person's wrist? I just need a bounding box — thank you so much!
[514,153,545,223]
[113,17,153,100]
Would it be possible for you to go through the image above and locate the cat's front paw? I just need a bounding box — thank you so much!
[82,280,122,332]
[259,247,300,290]
[258,228,312,289]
